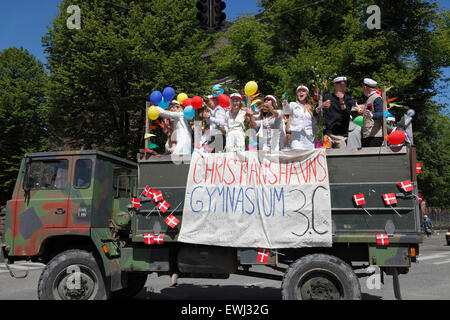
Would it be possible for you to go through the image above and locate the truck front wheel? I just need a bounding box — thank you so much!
[38,249,108,300]
[281,254,361,300]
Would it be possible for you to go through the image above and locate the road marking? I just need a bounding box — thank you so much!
[432,259,450,265]
[418,252,450,261]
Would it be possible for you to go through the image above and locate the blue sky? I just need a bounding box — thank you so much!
[0,0,448,105]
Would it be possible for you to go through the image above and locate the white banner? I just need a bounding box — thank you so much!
[178,149,332,248]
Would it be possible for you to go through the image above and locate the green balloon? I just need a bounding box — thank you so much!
[354,115,363,127]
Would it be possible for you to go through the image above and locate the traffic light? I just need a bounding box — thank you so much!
[212,0,226,29]
[196,0,210,28]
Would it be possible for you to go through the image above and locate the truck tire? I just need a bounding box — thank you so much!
[38,249,108,300]
[110,273,148,300]
[281,254,361,300]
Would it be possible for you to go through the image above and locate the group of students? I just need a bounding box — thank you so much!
[155,76,387,155]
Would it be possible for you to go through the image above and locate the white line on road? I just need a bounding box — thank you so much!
[418,252,450,261]
[432,259,450,265]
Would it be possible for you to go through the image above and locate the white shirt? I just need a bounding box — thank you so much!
[206,105,226,136]
[224,110,246,133]
[286,101,315,133]
[157,107,192,155]
[254,110,284,151]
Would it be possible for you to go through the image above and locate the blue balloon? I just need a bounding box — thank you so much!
[150,91,163,105]
[184,105,195,119]
[158,98,170,109]
[163,87,175,101]
[212,84,224,97]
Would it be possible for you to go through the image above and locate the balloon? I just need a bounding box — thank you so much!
[148,106,159,120]
[182,98,192,107]
[218,94,230,108]
[387,130,406,145]
[183,105,195,119]
[177,93,188,105]
[212,84,224,97]
[150,91,163,105]
[158,97,170,109]
[244,81,258,96]
[163,87,175,101]
[191,96,203,110]
[353,115,363,127]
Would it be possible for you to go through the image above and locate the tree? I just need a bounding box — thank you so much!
[213,0,449,207]
[43,0,216,159]
[0,47,48,204]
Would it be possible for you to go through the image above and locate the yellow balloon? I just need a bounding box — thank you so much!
[244,81,258,96]
[148,106,159,120]
[177,93,188,105]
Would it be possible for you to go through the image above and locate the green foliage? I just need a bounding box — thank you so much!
[0,47,49,204]
[43,0,215,159]
[213,0,449,207]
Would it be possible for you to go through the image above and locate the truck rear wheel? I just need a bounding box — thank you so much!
[38,249,108,300]
[281,254,361,300]
[110,273,148,300]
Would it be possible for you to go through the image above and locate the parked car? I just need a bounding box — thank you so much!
[446,229,450,245]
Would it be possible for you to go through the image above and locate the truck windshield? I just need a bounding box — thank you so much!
[28,160,69,190]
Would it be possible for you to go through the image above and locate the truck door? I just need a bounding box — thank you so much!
[68,158,94,228]
[22,158,71,231]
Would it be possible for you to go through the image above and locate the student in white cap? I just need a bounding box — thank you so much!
[282,85,317,150]
[248,95,285,151]
[314,76,357,149]
[361,78,384,147]
[203,93,226,152]
[220,93,251,152]
[157,100,192,155]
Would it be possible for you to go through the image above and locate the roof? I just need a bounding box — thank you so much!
[24,150,137,167]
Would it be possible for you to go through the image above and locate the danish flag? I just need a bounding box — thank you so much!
[418,194,423,204]
[257,248,270,263]
[165,214,180,228]
[131,197,141,209]
[152,190,163,203]
[157,200,170,213]
[416,163,421,174]
[397,180,413,192]
[154,234,164,244]
[376,234,389,246]
[383,193,397,205]
[144,233,154,245]
[142,186,155,198]
[353,194,366,206]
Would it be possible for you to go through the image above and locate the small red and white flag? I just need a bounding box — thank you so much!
[165,214,180,228]
[257,248,270,263]
[157,200,171,213]
[376,234,389,246]
[383,193,397,205]
[397,180,413,193]
[152,190,163,203]
[131,197,141,209]
[418,194,423,204]
[416,163,421,174]
[144,233,154,245]
[142,186,155,198]
[154,234,164,244]
[353,194,366,206]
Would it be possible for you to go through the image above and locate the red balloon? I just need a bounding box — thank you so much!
[388,130,406,145]
[191,96,204,110]
[182,98,192,107]
[218,94,230,108]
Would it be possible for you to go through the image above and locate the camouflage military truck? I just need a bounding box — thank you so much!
[0,147,422,300]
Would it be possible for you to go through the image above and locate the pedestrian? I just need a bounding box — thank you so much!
[361,78,384,147]
[315,76,357,149]
[203,94,226,152]
[157,100,192,155]
[282,85,317,150]
[423,215,433,238]
[220,93,250,152]
[248,95,285,151]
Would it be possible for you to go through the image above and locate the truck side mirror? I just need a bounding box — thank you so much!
[23,158,32,193]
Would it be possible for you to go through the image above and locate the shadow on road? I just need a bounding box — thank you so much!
[136,283,282,300]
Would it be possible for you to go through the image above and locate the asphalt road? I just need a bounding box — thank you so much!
[0,232,449,300]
